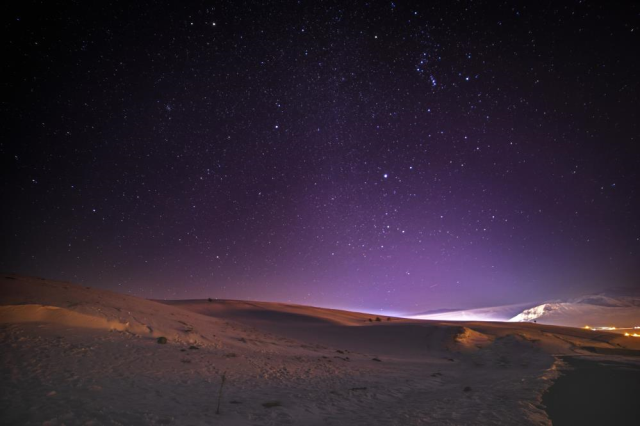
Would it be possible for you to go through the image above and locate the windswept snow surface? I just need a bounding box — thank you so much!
[2,275,640,425]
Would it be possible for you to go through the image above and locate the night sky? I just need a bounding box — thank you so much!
[3,1,639,314]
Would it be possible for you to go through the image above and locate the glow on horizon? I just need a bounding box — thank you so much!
[409,312,509,322]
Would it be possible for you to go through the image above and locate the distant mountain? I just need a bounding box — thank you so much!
[509,289,640,329]
[597,287,640,298]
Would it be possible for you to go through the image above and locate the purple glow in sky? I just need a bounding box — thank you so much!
[2,1,639,314]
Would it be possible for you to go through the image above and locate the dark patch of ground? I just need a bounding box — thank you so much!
[543,356,640,426]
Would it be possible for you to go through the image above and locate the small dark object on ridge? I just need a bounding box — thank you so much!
[375,316,381,322]
[463,386,472,392]
[262,401,282,408]
[157,336,168,344]
[189,345,199,350]
[336,349,344,354]
[372,357,382,362]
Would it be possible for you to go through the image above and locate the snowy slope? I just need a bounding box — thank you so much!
[2,275,640,425]
[509,291,640,330]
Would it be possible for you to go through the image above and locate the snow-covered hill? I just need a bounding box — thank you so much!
[509,290,640,330]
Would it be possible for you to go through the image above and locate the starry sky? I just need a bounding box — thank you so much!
[2,1,639,314]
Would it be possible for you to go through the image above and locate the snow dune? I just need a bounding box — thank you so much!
[1,275,639,425]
